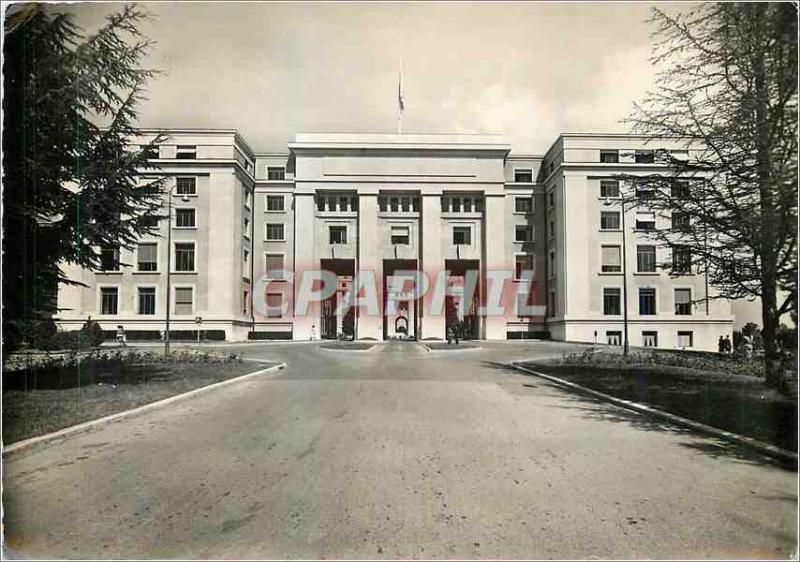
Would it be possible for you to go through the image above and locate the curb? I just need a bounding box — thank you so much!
[422,344,482,352]
[2,362,286,456]
[506,361,798,466]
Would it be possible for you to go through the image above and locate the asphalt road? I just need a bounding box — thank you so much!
[3,340,797,558]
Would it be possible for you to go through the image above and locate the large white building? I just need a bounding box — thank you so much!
[56,130,734,351]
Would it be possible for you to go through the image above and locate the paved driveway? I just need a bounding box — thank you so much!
[3,340,797,558]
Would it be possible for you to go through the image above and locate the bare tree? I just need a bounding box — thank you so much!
[618,3,797,389]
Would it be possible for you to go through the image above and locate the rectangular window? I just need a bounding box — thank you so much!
[379,196,387,213]
[600,211,620,230]
[637,245,657,273]
[352,196,359,212]
[266,223,284,241]
[265,253,284,277]
[672,180,690,199]
[675,288,692,315]
[639,288,656,315]
[600,180,620,198]
[672,211,690,231]
[242,290,249,315]
[677,330,694,348]
[317,196,327,212]
[100,247,120,271]
[391,225,410,245]
[176,145,197,159]
[100,287,118,315]
[515,225,533,243]
[548,192,554,207]
[176,177,197,196]
[635,212,656,231]
[547,290,555,316]
[412,198,419,212]
[340,197,350,212]
[174,287,193,315]
[514,254,535,280]
[601,245,621,272]
[642,331,658,347]
[549,220,554,238]
[174,243,195,272]
[141,214,160,228]
[636,187,655,201]
[266,293,283,318]
[514,169,533,183]
[401,197,410,212]
[329,225,347,244]
[672,247,692,273]
[463,198,472,213]
[266,195,284,211]
[515,197,533,214]
[141,145,159,159]
[635,149,655,164]
[603,288,621,315]
[390,197,399,212]
[607,331,622,346]
[452,198,461,212]
[453,226,471,245]
[243,216,250,237]
[474,198,483,213]
[137,243,157,272]
[242,249,250,279]
[175,208,196,228]
[138,287,156,315]
[600,150,619,163]
[267,167,285,180]
[441,197,449,213]
[548,251,555,278]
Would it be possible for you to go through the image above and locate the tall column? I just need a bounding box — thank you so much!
[293,192,316,340]
[483,194,508,340]
[356,193,383,340]
[420,193,446,340]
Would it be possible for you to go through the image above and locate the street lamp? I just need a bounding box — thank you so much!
[164,184,190,356]
[605,195,630,357]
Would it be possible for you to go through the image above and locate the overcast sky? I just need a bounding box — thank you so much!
[62,2,685,155]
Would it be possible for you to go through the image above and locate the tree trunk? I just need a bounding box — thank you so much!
[761,285,786,390]
[751,4,786,391]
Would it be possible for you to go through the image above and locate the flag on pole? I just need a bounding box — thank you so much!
[398,69,405,112]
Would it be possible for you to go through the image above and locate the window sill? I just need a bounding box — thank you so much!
[633,272,660,276]
[598,271,622,276]
[265,239,287,243]
[174,226,198,231]
[175,193,198,198]
[132,270,160,275]
[171,271,198,275]
[265,210,286,213]
[599,229,622,233]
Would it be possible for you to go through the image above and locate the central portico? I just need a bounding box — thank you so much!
[287,133,513,341]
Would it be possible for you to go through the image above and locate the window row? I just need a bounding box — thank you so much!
[602,287,693,316]
[441,196,483,214]
[317,194,359,213]
[380,196,419,213]
[604,330,694,348]
[99,286,195,315]
[100,243,197,273]
[600,245,692,273]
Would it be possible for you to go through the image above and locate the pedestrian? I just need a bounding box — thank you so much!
[310,324,317,341]
[446,325,453,345]
[723,335,732,354]
[454,321,461,345]
[116,325,127,347]
[718,335,725,354]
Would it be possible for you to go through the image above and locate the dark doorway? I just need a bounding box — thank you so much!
[444,259,480,340]
[319,259,355,340]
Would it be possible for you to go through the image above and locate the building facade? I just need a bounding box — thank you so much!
[55,130,733,351]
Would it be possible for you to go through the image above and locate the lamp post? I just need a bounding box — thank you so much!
[164,184,190,356]
[606,196,630,356]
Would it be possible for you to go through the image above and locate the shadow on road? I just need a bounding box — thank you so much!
[489,361,798,472]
